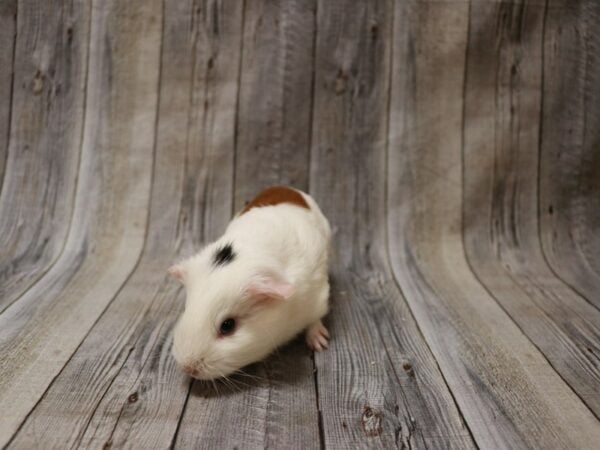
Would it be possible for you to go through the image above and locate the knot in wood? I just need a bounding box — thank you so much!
[32,70,45,94]
[128,392,138,403]
[361,406,383,437]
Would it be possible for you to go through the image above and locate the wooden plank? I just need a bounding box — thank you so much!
[0,0,161,446]
[310,1,475,448]
[387,1,600,448]
[3,1,598,448]
[0,0,16,185]
[539,0,600,309]
[75,2,241,447]
[463,1,600,416]
[0,0,88,313]
[233,0,316,209]
[8,1,242,448]
[175,1,321,448]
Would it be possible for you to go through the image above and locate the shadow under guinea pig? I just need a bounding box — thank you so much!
[190,336,317,399]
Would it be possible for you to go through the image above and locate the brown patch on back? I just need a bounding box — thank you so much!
[240,186,310,214]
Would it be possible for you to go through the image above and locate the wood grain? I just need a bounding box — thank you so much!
[233,0,316,209]
[0,0,89,313]
[175,1,321,448]
[6,0,241,448]
[1,0,600,448]
[310,1,475,448]
[462,1,600,417]
[0,0,16,186]
[76,2,241,448]
[0,0,161,446]
[387,1,600,448]
[539,0,600,310]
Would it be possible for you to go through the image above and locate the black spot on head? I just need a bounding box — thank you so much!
[213,243,235,267]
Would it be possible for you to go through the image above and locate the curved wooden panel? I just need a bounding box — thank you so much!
[539,0,600,309]
[310,1,475,448]
[1,0,599,448]
[462,1,600,416]
[386,1,600,448]
[6,0,204,446]
[0,0,16,185]
[0,0,88,313]
[177,1,319,448]
[0,0,160,445]
[233,0,316,208]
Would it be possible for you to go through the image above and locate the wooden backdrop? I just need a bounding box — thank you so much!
[0,0,599,448]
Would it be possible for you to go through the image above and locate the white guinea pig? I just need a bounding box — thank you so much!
[169,186,331,380]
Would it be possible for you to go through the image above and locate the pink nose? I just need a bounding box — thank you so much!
[182,364,199,377]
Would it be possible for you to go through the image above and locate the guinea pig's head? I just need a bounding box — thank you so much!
[168,258,295,380]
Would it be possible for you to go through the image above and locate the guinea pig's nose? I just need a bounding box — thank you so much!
[182,364,199,377]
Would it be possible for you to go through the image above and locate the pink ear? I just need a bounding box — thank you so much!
[167,264,186,282]
[245,276,295,304]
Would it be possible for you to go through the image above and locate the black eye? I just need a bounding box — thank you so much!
[219,318,236,336]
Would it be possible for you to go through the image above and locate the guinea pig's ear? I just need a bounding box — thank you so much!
[244,273,295,305]
[167,264,186,283]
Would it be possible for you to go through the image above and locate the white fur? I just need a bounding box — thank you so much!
[171,189,331,380]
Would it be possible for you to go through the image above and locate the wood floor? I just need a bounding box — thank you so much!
[1,0,599,448]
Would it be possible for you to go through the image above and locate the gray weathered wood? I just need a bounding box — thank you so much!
[310,1,475,448]
[176,1,321,448]
[0,0,161,446]
[6,1,191,448]
[0,0,16,186]
[387,1,600,448]
[539,0,600,311]
[462,1,600,417]
[0,0,88,313]
[233,0,316,209]
[1,0,600,448]
[11,0,241,448]
[74,2,241,448]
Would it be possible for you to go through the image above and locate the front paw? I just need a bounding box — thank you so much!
[306,320,330,352]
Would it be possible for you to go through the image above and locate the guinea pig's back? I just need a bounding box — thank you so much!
[225,189,330,275]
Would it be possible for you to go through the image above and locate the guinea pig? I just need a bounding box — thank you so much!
[168,186,331,380]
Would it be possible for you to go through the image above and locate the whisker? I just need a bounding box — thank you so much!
[231,376,253,389]
[211,379,220,396]
[219,375,240,392]
[233,369,266,382]
[215,367,252,392]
